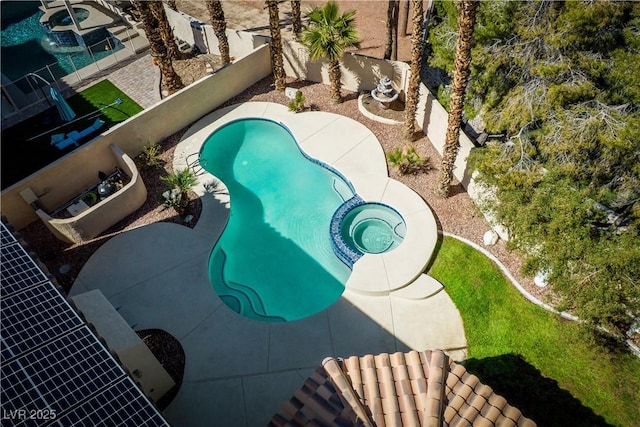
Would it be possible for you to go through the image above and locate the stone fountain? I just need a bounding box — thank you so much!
[370,76,399,109]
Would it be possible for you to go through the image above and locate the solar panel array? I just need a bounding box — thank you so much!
[0,222,169,427]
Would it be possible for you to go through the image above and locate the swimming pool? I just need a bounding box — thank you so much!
[200,118,405,322]
[0,5,122,82]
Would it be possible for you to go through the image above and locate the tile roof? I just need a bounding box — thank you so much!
[269,350,536,427]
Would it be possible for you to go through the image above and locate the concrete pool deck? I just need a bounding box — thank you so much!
[70,103,468,426]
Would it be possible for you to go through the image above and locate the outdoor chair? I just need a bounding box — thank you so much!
[51,118,106,150]
[51,132,80,150]
[78,118,105,138]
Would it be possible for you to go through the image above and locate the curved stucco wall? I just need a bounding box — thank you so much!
[36,144,146,243]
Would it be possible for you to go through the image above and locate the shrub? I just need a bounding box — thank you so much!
[160,168,198,212]
[139,142,164,169]
[288,91,306,113]
[387,146,432,175]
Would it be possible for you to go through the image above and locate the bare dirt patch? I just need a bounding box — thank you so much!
[176,0,417,60]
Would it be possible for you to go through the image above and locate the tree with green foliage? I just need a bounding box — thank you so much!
[302,2,360,103]
[428,1,640,338]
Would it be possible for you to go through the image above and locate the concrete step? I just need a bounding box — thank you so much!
[127,34,150,54]
[108,24,128,36]
[390,274,443,300]
[116,28,141,43]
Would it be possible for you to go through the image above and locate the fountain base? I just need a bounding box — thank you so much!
[358,92,404,125]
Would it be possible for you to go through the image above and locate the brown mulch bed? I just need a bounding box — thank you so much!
[137,329,185,411]
[361,92,406,122]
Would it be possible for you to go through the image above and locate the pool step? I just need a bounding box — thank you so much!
[108,24,149,54]
[390,274,443,300]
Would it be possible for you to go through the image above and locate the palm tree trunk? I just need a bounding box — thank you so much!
[266,0,286,91]
[384,0,399,60]
[328,59,342,103]
[436,0,478,197]
[165,0,178,12]
[134,0,184,95]
[399,0,410,36]
[149,1,181,60]
[403,0,424,140]
[205,0,231,64]
[291,0,302,40]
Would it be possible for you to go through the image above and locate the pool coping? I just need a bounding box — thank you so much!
[173,102,439,296]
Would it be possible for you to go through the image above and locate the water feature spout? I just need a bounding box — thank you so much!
[370,76,399,109]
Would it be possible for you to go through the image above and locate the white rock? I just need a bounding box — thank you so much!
[483,230,499,246]
[285,87,300,99]
[534,270,549,288]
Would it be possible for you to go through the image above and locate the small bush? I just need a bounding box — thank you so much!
[288,91,306,113]
[139,142,164,169]
[160,168,198,212]
[387,146,432,175]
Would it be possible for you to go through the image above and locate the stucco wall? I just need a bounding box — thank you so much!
[281,39,400,93]
[164,8,402,94]
[35,145,147,244]
[413,79,475,187]
[1,44,271,230]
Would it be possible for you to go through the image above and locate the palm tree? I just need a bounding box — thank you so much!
[133,0,184,95]
[403,0,424,140]
[384,0,399,60]
[165,0,178,12]
[291,0,302,40]
[205,0,231,65]
[302,2,360,103]
[149,1,181,60]
[266,0,286,91]
[436,0,479,197]
[399,0,410,36]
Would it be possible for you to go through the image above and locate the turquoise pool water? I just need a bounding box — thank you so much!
[200,119,355,322]
[341,203,406,254]
[1,4,122,82]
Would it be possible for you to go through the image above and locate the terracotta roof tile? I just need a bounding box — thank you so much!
[270,350,536,427]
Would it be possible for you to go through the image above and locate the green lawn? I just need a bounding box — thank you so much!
[429,236,640,427]
[1,80,142,189]
[67,79,142,125]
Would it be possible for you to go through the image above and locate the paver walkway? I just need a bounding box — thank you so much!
[108,53,161,109]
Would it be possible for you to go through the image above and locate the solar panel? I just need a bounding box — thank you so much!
[1,327,124,419]
[1,221,18,246]
[0,241,48,297]
[0,223,170,427]
[1,283,84,363]
[53,377,168,427]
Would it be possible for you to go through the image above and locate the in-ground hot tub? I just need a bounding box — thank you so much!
[341,203,405,254]
[49,8,90,28]
[330,197,406,268]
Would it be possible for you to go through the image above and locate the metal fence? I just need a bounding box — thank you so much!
[1,35,129,121]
